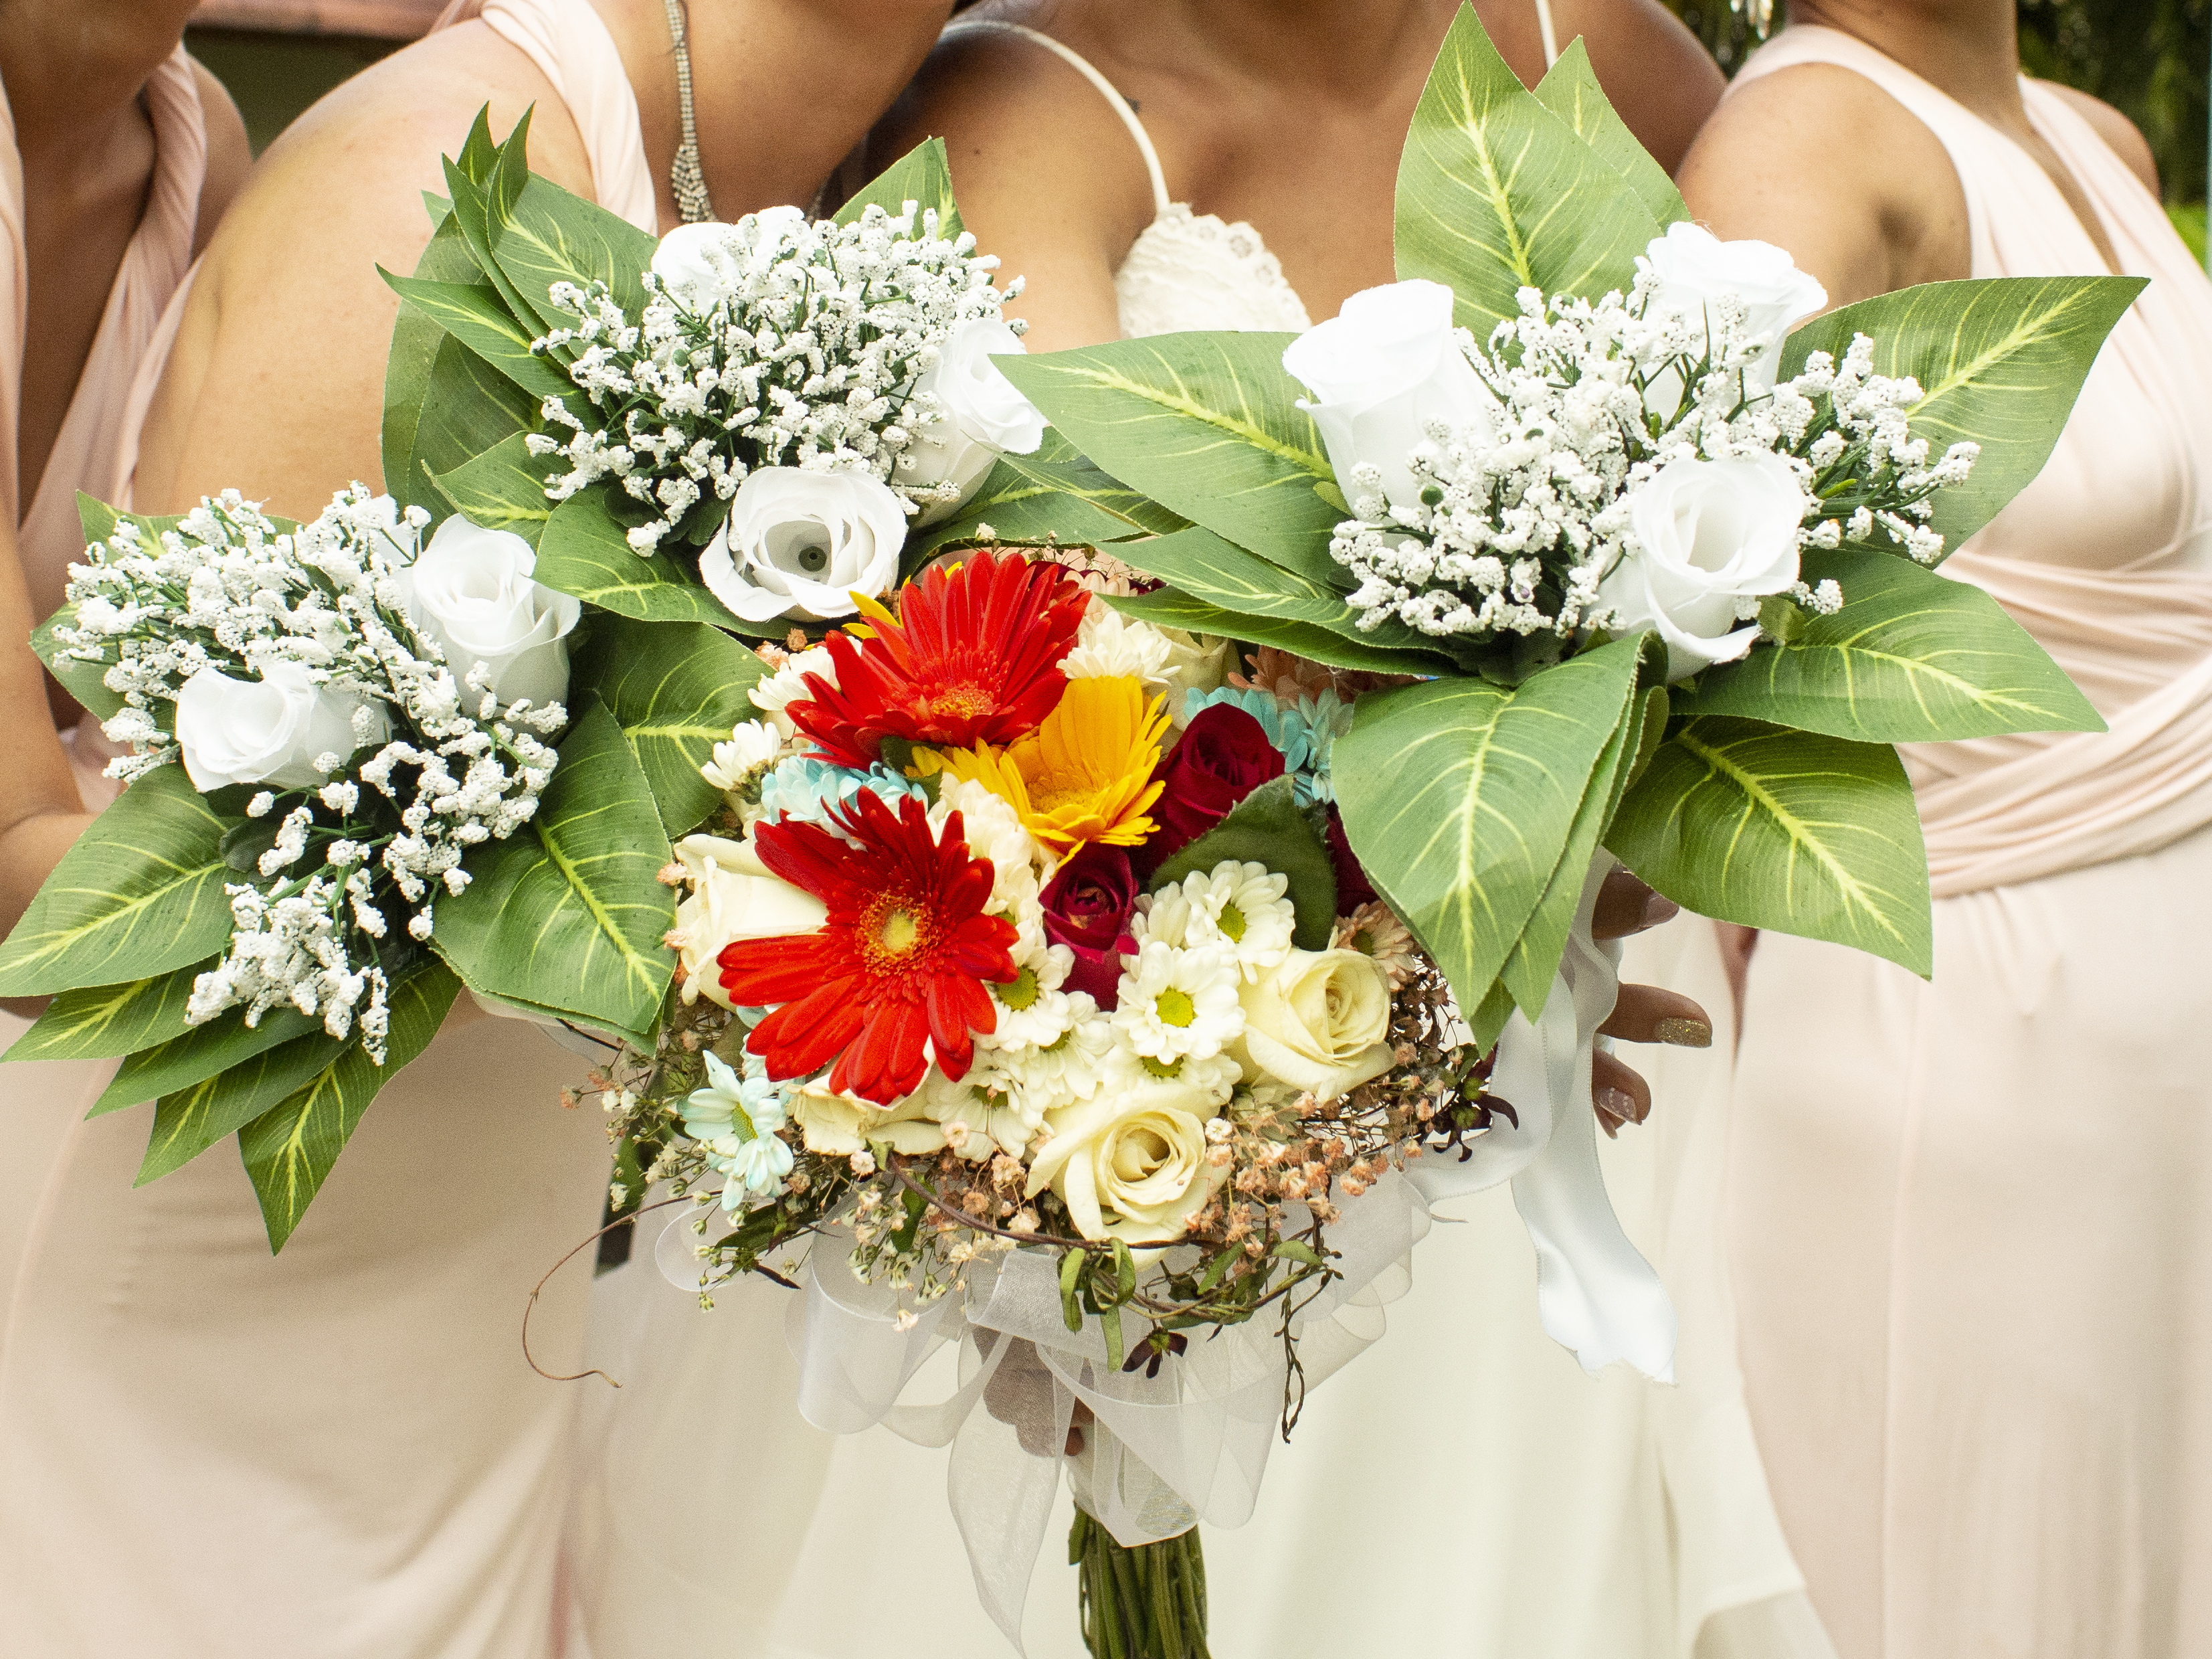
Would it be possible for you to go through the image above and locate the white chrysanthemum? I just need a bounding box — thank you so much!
[980,943,1079,1051]
[1110,940,1242,1063]
[749,645,834,739]
[915,1067,1042,1161]
[1171,861,1294,982]
[699,717,782,794]
[980,993,1114,1116]
[1129,886,1192,950]
[935,774,1048,943]
[1102,1042,1242,1106]
[1061,598,1174,682]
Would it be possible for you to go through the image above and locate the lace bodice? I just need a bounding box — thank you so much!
[943,21,1311,338]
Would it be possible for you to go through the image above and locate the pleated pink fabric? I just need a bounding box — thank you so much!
[0,7,651,1655]
[1724,27,2212,1659]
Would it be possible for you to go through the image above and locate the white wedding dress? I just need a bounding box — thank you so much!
[567,15,1831,1658]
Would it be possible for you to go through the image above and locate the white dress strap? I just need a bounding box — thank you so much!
[942,19,1172,217]
[1535,0,1562,68]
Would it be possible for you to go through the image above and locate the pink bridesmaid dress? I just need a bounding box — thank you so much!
[0,5,651,1654]
[1722,27,2212,1659]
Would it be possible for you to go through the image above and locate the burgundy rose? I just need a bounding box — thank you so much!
[1041,843,1139,1008]
[1138,703,1285,873]
[1325,807,1378,911]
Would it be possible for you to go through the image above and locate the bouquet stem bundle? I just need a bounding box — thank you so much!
[1071,1510,1211,1659]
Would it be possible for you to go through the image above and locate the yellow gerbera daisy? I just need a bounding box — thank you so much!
[933,675,1168,857]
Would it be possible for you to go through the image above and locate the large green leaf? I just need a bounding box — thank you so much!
[491,171,657,342]
[1103,588,1456,678]
[2,961,207,1063]
[1146,776,1336,952]
[94,1000,328,1119]
[995,333,1342,583]
[431,697,675,1039]
[379,271,573,400]
[238,962,461,1251]
[1780,275,2144,553]
[1113,525,1443,659]
[1532,39,1687,228]
[29,600,122,720]
[532,490,756,628]
[0,766,236,996]
[835,137,964,238]
[135,1027,348,1184]
[1394,3,1660,338]
[905,430,1197,567]
[427,430,563,547]
[1331,643,1640,1019]
[575,614,769,835]
[1606,715,1932,974]
[1672,545,2104,742]
[382,212,539,521]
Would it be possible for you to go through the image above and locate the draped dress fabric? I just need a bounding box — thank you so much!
[567,19,1823,1659]
[1721,27,2212,1659]
[0,7,648,1656]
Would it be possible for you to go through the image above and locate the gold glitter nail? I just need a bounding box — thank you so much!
[1653,1017,1712,1049]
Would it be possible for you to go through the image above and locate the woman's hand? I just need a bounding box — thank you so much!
[1589,869,1712,1137]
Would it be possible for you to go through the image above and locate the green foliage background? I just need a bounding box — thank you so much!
[1662,1,2210,219]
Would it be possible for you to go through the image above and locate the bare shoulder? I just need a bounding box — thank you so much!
[186,58,252,257]
[874,26,1154,263]
[1560,0,1725,172]
[1678,62,1963,304]
[2038,82,2158,195]
[141,23,593,517]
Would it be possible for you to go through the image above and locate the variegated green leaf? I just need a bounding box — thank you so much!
[428,430,561,546]
[1113,525,1445,658]
[379,271,572,398]
[2,962,208,1063]
[1148,776,1335,952]
[1331,643,1639,1021]
[136,1027,347,1184]
[432,697,675,1040]
[995,333,1342,583]
[1606,715,1931,974]
[1779,275,2144,553]
[835,137,964,238]
[29,598,122,720]
[533,491,757,629]
[239,962,460,1251]
[0,766,236,996]
[575,614,770,835]
[94,1000,328,1119]
[1672,545,2104,741]
[1532,39,1687,228]
[1395,3,1660,338]
[490,171,656,343]
[1102,588,1456,677]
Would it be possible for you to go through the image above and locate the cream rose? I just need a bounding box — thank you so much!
[173,661,390,791]
[790,1081,946,1157]
[900,317,1048,525]
[390,515,581,707]
[1151,628,1233,729]
[699,468,906,624]
[669,833,828,1009]
[1637,222,1829,418]
[1024,1079,1226,1245]
[1281,278,1498,515]
[1230,947,1394,1103]
[1598,454,1809,680]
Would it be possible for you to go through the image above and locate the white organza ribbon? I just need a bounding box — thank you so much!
[655,855,1676,1652]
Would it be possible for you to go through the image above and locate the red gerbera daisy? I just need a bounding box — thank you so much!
[719,790,1021,1104]
[788,549,1090,770]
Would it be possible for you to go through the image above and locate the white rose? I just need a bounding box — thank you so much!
[650,205,807,309]
[1637,222,1829,416]
[1024,1079,1227,1245]
[173,660,391,792]
[789,1080,945,1157]
[1599,454,1809,681]
[700,468,906,624]
[1281,278,1499,515]
[1229,948,1394,1103]
[390,515,581,707]
[670,833,828,1009]
[900,318,1048,526]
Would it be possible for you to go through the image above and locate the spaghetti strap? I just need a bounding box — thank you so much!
[1534,0,1561,68]
[941,19,1172,216]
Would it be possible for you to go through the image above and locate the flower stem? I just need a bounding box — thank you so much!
[1070,1509,1210,1659]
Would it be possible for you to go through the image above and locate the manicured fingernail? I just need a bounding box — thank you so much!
[1653,1017,1711,1048]
[1642,891,1680,927]
[1597,1087,1639,1130]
